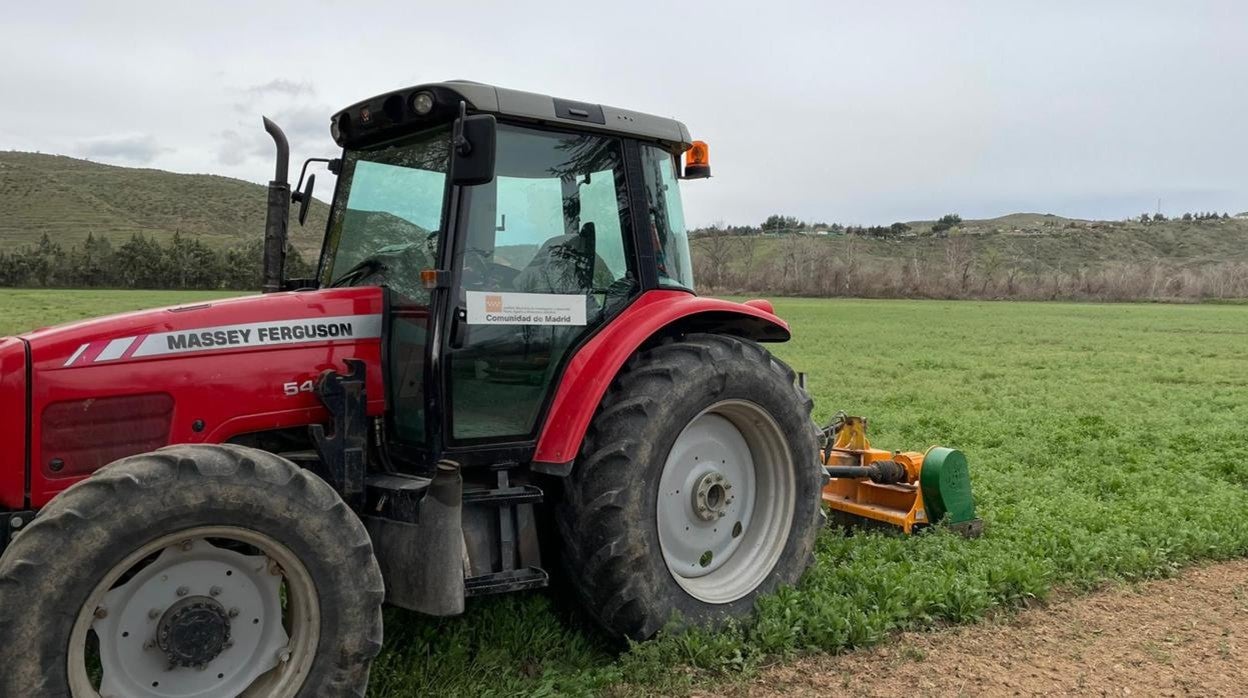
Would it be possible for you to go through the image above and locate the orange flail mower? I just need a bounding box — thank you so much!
[820,413,982,536]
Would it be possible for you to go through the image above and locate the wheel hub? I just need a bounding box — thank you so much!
[691,471,735,521]
[157,596,232,668]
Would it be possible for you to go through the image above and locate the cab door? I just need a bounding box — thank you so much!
[444,124,638,445]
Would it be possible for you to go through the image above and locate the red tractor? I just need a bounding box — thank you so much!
[0,81,824,696]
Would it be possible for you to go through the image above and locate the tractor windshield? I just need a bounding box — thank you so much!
[319,125,451,300]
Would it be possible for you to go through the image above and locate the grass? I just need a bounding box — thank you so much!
[0,288,239,336]
[5,290,1248,695]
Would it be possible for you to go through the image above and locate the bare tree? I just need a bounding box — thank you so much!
[977,247,1002,296]
[690,229,741,292]
[943,235,974,296]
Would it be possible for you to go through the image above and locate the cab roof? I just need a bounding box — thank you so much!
[330,80,694,152]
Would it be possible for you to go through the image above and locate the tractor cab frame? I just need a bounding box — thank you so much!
[308,81,704,474]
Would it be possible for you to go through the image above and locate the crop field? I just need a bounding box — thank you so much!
[4,289,1248,695]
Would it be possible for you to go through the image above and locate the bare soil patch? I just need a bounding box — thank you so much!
[732,560,1248,697]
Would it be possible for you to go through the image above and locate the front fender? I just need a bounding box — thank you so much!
[532,290,789,473]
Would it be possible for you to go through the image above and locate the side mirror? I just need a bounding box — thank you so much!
[293,173,316,226]
[292,157,336,227]
[451,111,496,186]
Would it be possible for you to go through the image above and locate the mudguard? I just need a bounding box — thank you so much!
[531,290,790,474]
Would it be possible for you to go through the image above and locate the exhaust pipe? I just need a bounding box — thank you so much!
[261,117,291,293]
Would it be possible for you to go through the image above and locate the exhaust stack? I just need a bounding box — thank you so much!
[261,117,291,294]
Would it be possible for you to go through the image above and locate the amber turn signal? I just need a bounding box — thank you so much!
[421,269,441,289]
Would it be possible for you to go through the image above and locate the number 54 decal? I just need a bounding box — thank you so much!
[283,379,316,396]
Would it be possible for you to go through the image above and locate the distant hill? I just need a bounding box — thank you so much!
[691,212,1248,300]
[905,212,1248,269]
[0,151,328,256]
[737,212,1248,273]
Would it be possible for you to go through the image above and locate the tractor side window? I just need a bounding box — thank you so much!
[640,145,695,292]
[448,125,636,441]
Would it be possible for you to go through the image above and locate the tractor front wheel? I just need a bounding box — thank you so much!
[557,333,823,641]
[0,444,384,697]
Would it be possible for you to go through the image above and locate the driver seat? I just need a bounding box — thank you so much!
[513,222,596,294]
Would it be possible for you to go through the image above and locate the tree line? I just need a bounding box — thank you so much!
[723,213,966,240]
[0,233,314,290]
[1139,212,1231,223]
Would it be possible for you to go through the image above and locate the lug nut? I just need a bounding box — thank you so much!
[9,517,22,529]
[228,607,239,618]
[149,608,161,619]
[210,586,222,597]
[176,586,189,597]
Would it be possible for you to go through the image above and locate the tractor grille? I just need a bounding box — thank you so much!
[41,393,174,477]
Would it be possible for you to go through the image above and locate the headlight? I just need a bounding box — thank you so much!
[411,91,435,116]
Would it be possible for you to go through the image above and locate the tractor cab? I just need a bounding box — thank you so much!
[307,81,707,467]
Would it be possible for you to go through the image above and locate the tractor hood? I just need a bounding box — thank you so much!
[21,288,384,371]
[16,287,387,508]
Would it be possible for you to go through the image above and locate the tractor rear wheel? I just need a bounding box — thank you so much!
[557,333,823,641]
[0,444,384,697]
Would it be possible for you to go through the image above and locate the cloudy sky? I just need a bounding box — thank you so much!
[3,1,1246,227]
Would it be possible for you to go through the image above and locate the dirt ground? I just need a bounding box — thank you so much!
[730,560,1248,697]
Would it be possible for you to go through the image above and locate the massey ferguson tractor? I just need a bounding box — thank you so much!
[0,81,828,696]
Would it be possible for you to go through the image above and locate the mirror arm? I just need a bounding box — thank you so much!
[452,101,472,155]
[293,157,335,197]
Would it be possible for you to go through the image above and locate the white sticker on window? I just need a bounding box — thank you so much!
[466,291,587,326]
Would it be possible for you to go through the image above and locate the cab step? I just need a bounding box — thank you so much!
[464,567,549,596]
[462,484,544,506]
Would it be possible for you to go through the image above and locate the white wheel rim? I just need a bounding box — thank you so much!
[656,399,796,604]
[67,526,320,698]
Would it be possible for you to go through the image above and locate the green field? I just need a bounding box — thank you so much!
[0,288,240,336]
[4,289,1248,695]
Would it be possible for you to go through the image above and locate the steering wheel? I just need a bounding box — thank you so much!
[329,241,434,298]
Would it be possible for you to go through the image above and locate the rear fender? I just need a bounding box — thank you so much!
[531,290,789,474]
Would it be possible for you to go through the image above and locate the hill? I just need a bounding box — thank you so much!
[0,151,328,256]
[692,212,1248,301]
[3,151,1245,300]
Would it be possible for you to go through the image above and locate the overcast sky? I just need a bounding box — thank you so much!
[3,1,1245,227]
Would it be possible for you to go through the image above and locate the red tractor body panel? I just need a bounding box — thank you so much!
[16,288,385,507]
[3,286,788,509]
[532,290,791,466]
[0,338,27,509]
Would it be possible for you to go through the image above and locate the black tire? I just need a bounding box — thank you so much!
[556,333,823,641]
[0,444,384,697]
